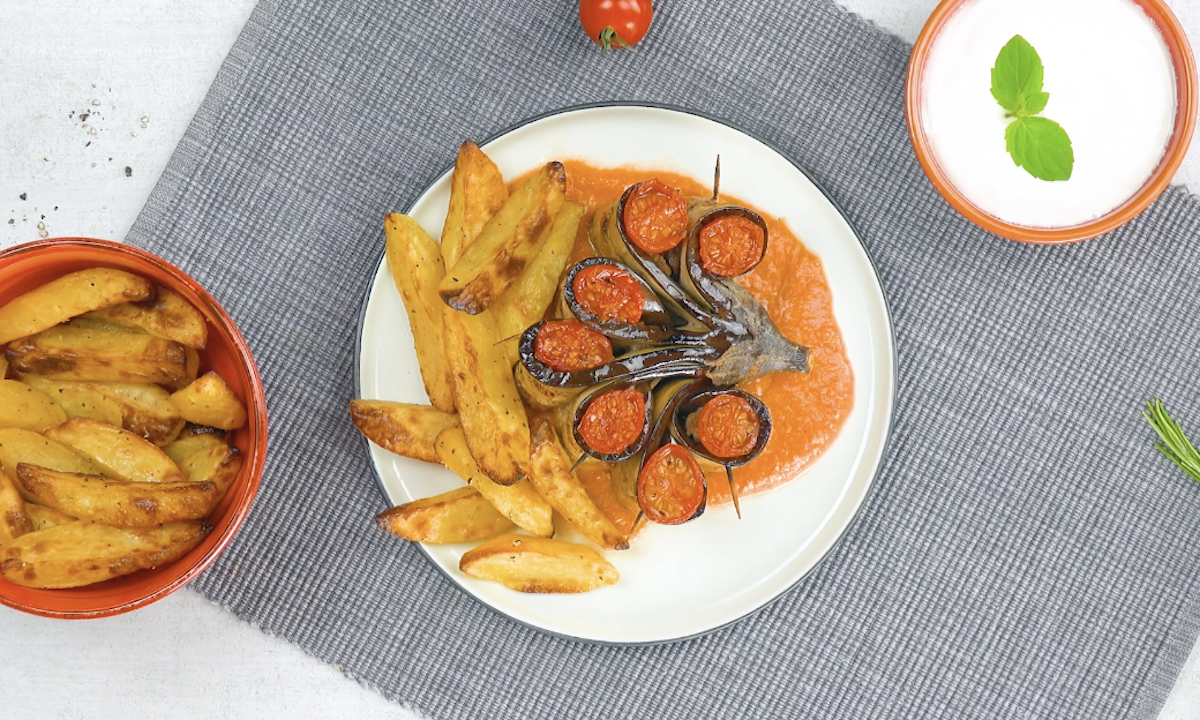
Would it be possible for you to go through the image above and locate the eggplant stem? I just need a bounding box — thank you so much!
[725,465,742,519]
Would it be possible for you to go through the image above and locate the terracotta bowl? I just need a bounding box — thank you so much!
[906,0,1198,244]
[0,237,267,618]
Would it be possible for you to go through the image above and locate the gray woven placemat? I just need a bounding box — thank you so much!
[125,0,1200,717]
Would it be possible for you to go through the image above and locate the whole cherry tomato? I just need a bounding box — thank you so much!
[579,0,653,50]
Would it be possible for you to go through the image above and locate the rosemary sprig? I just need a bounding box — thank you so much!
[1144,399,1200,483]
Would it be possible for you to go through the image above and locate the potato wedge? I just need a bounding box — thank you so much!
[18,376,186,446]
[16,464,219,527]
[0,428,105,480]
[169,372,248,430]
[1,520,209,589]
[6,322,195,388]
[494,200,584,342]
[44,418,185,483]
[162,426,227,465]
[376,486,516,543]
[436,427,552,537]
[80,286,208,349]
[0,471,30,543]
[460,534,618,593]
[0,379,68,432]
[440,141,508,269]
[26,503,76,532]
[442,308,531,485]
[0,354,8,378]
[167,433,242,498]
[439,162,566,314]
[385,214,455,412]
[529,418,628,551]
[349,400,458,464]
[0,268,152,346]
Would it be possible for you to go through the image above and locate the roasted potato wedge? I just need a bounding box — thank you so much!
[439,162,567,314]
[26,503,76,532]
[0,379,68,432]
[0,428,105,480]
[19,375,185,446]
[0,471,30,543]
[349,400,458,464]
[436,427,552,537]
[442,308,530,485]
[0,268,152,346]
[440,141,508,269]
[0,354,8,378]
[162,426,226,465]
[376,486,516,543]
[166,433,242,498]
[6,322,195,388]
[1,520,209,589]
[529,418,628,551]
[459,534,618,593]
[80,286,208,349]
[385,214,456,413]
[45,418,184,483]
[169,371,248,430]
[494,200,584,344]
[16,464,219,527]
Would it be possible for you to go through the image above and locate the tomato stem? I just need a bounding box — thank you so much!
[598,26,636,52]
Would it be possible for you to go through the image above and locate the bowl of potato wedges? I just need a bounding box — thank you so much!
[0,237,267,618]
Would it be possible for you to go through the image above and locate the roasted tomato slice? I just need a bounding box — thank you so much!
[533,320,614,372]
[572,264,645,324]
[577,388,646,455]
[638,443,705,525]
[698,215,766,277]
[696,393,760,458]
[622,179,689,253]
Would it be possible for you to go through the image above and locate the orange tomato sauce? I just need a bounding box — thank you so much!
[521,162,854,519]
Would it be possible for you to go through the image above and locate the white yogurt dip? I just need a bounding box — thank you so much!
[921,0,1176,228]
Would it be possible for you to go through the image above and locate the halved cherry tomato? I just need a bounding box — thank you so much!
[698,215,766,277]
[572,264,645,324]
[579,0,652,50]
[534,320,614,372]
[578,388,646,455]
[638,443,705,525]
[622,179,688,253]
[697,394,760,458]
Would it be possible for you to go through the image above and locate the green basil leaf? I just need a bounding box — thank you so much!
[990,35,1047,118]
[1005,116,1074,182]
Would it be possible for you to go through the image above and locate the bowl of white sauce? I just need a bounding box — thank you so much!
[907,0,1197,243]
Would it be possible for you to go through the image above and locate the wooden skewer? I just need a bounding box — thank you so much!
[726,465,742,519]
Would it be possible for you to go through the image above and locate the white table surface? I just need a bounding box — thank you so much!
[1,1,1198,717]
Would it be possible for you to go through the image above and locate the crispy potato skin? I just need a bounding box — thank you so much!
[81,286,208,349]
[0,470,31,543]
[0,427,105,480]
[0,268,152,346]
[349,400,458,464]
[442,308,530,486]
[459,534,619,593]
[494,201,584,344]
[25,503,77,532]
[376,486,515,544]
[529,418,628,551]
[436,428,552,537]
[384,214,456,413]
[16,464,218,527]
[6,322,194,387]
[45,417,185,483]
[0,379,68,432]
[0,520,209,589]
[440,141,508,269]
[169,371,248,430]
[439,163,567,315]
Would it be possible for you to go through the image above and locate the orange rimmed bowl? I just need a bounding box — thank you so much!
[906,0,1198,244]
[0,237,267,618]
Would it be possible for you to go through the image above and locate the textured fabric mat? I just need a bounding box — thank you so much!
[125,1,1200,717]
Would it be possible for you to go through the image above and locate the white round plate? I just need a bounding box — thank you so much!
[357,104,895,644]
